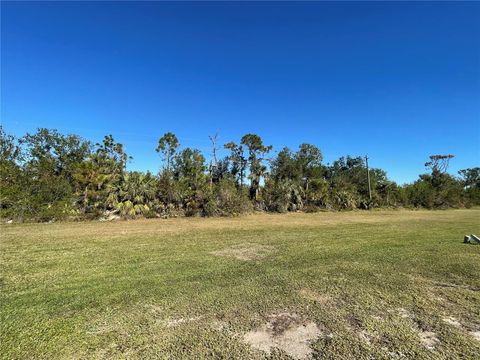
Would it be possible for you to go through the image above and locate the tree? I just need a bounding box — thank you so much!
[2,126,478,220]
[295,143,323,191]
[73,135,129,215]
[424,154,454,176]
[213,157,230,183]
[270,147,299,182]
[0,127,26,218]
[264,178,303,213]
[458,168,480,189]
[74,157,118,215]
[156,132,179,171]
[173,148,209,216]
[11,128,93,220]
[224,141,247,188]
[327,156,365,193]
[0,126,21,163]
[458,167,480,207]
[115,171,158,218]
[95,134,129,173]
[403,155,464,208]
[240,134,272,200]
[174,147,206,188]
[424,154,455,189]
[21,128,91,182]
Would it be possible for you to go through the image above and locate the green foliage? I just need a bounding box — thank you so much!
[459,167,480,188]
[224,141,247,188]
[114,172,158,218]
[404,172,465,209]
[156,132,179,170]
[0,127,24,218]
[73,135,129,216]
[264,179,304,213]
[331,190,358,210]
[174,148,205,184]
[240,134,272,201]
[1,128,92,220]
[1,128,477,222]
[270,147,300,182]
[296,143,323,184]
[157,171,182,208]
[215,178,252,215]
[305,178,330,207]
[459,167,480,206]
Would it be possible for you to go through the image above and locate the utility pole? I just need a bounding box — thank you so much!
[365,154,372,201]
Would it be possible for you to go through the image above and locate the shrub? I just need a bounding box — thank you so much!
[211,179,252,216]
[331,190,357,210]
[264,179,303,213]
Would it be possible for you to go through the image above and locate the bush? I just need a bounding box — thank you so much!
[263,179,303,213]
[331,190,358,210]
[210,179,252,216]
[305,178,329,208]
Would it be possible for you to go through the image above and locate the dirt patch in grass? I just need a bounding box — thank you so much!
[210,320,228,332]
[357,329,374,345]
[242,313,322,359]
[470,331,480,341]
[442,316,461,328]
[419,331,439,350]
[166,316,203,328]
[396,308,413,319]
[391,308,440,350]
[441,315,480,342]
[415,319,440,351]
[211,243,274,261]
[298,288,331,304]
[345,315,375,345]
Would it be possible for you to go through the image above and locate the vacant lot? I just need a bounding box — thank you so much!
[1,210,479,359]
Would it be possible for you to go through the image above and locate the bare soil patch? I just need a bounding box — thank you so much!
[211,243,274,261]
[441,315,480,342]
[243,313,322,359]
[419,331,440,350]
[469,331,480,341]
[396,308,413,319]
[298,288,331,304]
[357,329,374,345]
[442,316,461,328]
[392,308,440,350]
[166,316,203,328]
[345,315,375,345]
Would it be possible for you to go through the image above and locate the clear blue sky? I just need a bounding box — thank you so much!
[2,1,479,184]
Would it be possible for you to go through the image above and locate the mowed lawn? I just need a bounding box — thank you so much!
[1,210,479,359]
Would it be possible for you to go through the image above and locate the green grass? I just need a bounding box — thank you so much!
[1,210,479,359]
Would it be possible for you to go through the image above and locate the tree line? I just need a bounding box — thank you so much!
[1,126,479,221]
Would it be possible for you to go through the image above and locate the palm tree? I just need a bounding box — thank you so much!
[115,171,158,217]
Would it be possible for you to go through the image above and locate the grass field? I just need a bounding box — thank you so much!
[1,210,479,359]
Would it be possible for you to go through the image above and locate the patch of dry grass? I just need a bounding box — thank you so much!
[3,208,475,242]
[211,243,274,261]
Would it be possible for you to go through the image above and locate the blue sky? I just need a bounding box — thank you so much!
[1,1,479,184]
